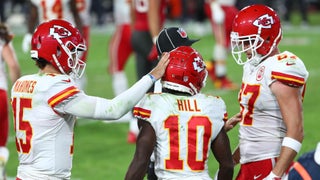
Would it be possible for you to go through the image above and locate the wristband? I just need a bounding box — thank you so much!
[148,74,156,83]
[282,137,301,153]
[265,171,281,180]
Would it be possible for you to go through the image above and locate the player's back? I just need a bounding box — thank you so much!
[133,92,226,179]
[11,73,79,179]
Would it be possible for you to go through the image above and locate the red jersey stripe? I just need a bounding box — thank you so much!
[48,86,80,108]
[271,71,305,86]
[133,107,151,119]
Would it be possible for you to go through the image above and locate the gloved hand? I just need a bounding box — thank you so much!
[210,2,225,24]
[22,33,32,53]
[147,44,158,61]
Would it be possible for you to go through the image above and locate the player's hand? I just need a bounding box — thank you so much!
[22,33,32,53]
[147,44,158,61]
[232,146,240,166]
[263,171,282,180]
[149,52,169,80]
[224,113,241,132]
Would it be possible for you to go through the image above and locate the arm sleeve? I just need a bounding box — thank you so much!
[63,75,153,120]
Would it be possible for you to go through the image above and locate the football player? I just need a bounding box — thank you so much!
[75,0,91,62]
[22,0,83,53]
[127,0,168,143]
[230,5,309,180]
[204,0,239,90]
[0,23,21,180]
[106,0,137,143]
[11,19,169,180]
[22,0,88,90]
[125,46,234,180]
[109,0,132,98]
[130,0,167,83]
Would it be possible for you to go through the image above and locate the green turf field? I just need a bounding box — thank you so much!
[4,13,320,179]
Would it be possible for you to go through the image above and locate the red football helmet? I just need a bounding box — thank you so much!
[230,4,282,66]
[162,46,207,95]
[30,19,86,78]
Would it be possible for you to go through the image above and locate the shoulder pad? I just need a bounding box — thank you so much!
[271,52,308,87]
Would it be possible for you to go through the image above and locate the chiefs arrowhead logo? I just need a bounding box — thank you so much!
[50,25,72,40]
[256,66,265,81]
[193,56,205,72]
[253,14,274,29]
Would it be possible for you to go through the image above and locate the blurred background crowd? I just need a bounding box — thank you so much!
[1,0,320,30]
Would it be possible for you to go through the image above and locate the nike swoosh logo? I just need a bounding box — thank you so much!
[286,62,296,66]
[254,174,262,179]
[62,79,71,83]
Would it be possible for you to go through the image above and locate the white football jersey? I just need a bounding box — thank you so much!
[11,73,81,179]
[218,0,235,6]
[133,93,227,179]
[238,51,309,164]
[114,0,130,25]
[31,0,75,25]
[0,43,7,90]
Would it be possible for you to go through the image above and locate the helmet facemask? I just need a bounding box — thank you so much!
[64,41,86,79]
[31,20,87,78]
[231,31,264,66]
[52,34,87,79]
[230,5,282,67]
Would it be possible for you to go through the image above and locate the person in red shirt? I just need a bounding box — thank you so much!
[127,0,167,143]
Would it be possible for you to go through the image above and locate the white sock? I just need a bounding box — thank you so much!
[215,63,226,77]
[0,147,9,163]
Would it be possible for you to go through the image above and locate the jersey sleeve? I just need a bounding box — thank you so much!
[45,75,82,115]
[132,93,164,125]
[133,94,153,121]
[60,75,154,120]
[211,95,227,131]
[270,51,309,87]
